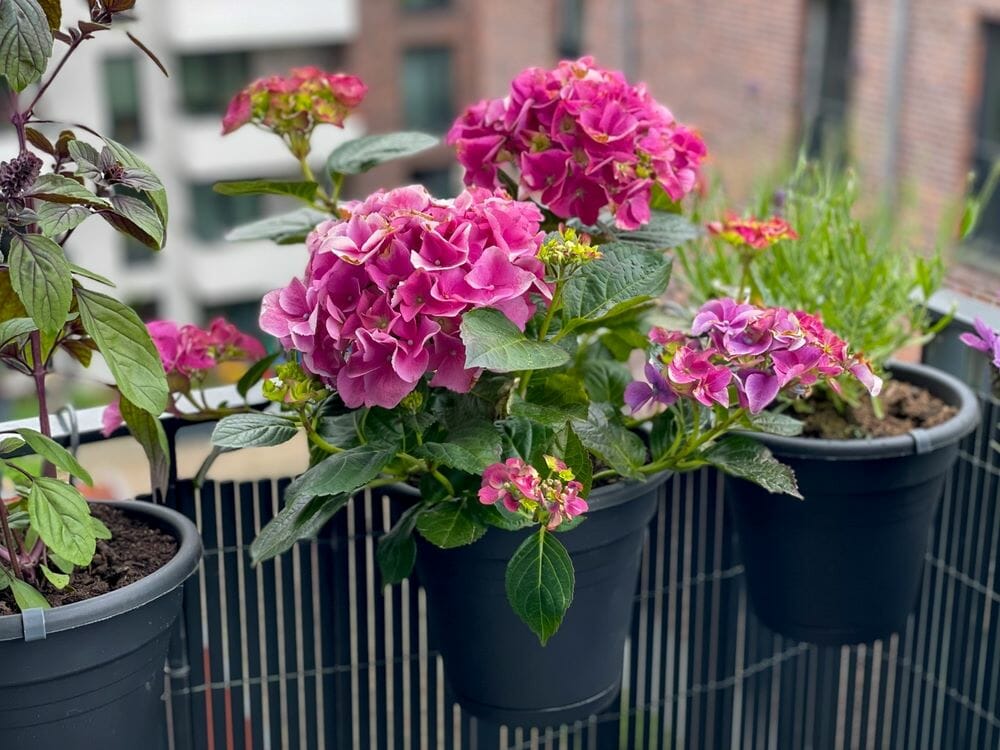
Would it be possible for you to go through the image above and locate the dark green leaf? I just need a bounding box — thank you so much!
[414,422,502,475]
[76,289,168,415]
[102,137,168,227]
[0,0,53,91]
[581,359,630,404]
[508,397,587,426]
[704,434,802,498]
[285,446,395,507]
[505,528,575,645]
[225,208,329,244]
[237,351,280,398]
[16,427,93,485]
[251,493,351,562]
[562,243,672,325]
[460,307,570,373]
[213,180,319,202]
[501,417,556,468]
[316,413,363,451]
[27,173,111,208]
[376,504,424,586]
[0,316,37,345]
[101,194,164,250]
[326,132,439,175]
[570,403,646,479]
[35,202,90,237]
[7,233,72,333]
[212,412,299,449]
[748,411,805,437]
[119,395,170,501]
[415,501,487,548]
[560,427,592,496]
[613,211,699,250]
[28,477,96,566]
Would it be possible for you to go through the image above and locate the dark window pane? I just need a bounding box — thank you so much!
[189,183,261,242]
[128,299,159,322]
[103,56,143,145]
[402,48,454,133]
[180,52,251,116]
[973,24,1000,252]
[402,0,449,9]
[411,167,454,198]
[801,0,853,161]
[557,0,585,58]
[123,236,155,266]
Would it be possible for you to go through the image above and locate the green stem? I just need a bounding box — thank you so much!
[518,276,565,398]
[430,468,455,496]
[301,415,342,455]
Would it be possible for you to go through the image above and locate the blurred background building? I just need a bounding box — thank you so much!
[3,0,1000,332]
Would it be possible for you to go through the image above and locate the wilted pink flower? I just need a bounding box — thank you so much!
[260,185,550,409]
[707,214,798,250]
[447,56,705,230]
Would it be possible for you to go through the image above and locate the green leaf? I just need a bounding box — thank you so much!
[581,359,631,405]
[326,132,439,175]
[40,563,69,589]
[102,137,169,227]
[76,289,168,415]
[705,434,802,498]
[0,0,53,91]
[11,577,50,610]
[316,413,363,451]
[562,243,672,324]
[69,264,115,287]
[460,308,570,373]
[415,501,487,548]
[212,412,299,449]
[251,493,352,562]
[508,396,587,426]
[119,396,170,501]
[560,427,592,496]
[237,351,280,398]
[501,417,556,468]
[90,515,112,540]
[35,202,91,237]
[376,504,424,586]
[413,422,502,475]
[0,433,27,454]
[102,194,164,250]
[28,477,97,567]
[8,233,72,334]
[505,528,575,645]
[67,139,101,172]
[225,208,329,244]
[570,403,646,479]
[748,411,805,437]
[613,211,699,250]
[213,180,318,203]
[27,173,112,208]
[15,428,93,485]
[0,316,37,345]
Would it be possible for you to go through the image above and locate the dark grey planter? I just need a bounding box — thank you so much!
[400,471,672,728]
[729,361,979,645]
[0,499,202,748]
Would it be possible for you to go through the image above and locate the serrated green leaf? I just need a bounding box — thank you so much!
[0,316,37,345]
[76,289,168,415]
[613,210,699,249]
[35,202,91,237]
[225,208,329,244]
[213,180,318,202]
[327,132,439,175]
[40,563,69,589]
[251,493,352,563]
[0,0,53,91]
[580,359,631,405]
[8,233,72,334]
[413,422,502,475]
[562,243,672,324]
[570,403,646,479]
[15,428,93,485]
[748,411,805,437]
[27,173,112,208]
[560,427,592,496]
[460,308,569,373]
[505,528,574,645]
[415,501,487,548]
[705,434,802,498]
[212,412,299,449]
[102,194,164,250]
[376,504,424,586]
[28,477,96,567]
[119,395,170,501]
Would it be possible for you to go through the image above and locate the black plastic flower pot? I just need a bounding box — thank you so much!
[728,361,979,646]
[401,471,671,728]
[0,499,202,748]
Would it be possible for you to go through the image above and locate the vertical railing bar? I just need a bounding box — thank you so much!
[648,489,667,748]
[676,473,695,749]
[894,616,916,750]
[309,535,325,747]
[194,484,217,750]
[292,528,307,748]
[346,497,361,750]
[381,495,397,750]
[270,484,290,750]
[363,491,379,749]
[705,471,725,750]
[766,634,781,750]
[402,575,413,750]
[418,587,429,750]
[690,470,710,750]
[971,441,999,750]
[233,485,253,749]
[729,584,747,750]
[633,513,651,750]
[663,477,682,749]
[930,467,959,749]
[435,654,445,750]
[804,646,818,750]
[834,646,850,750]
[253,483,272,750]
[865,640,883,750]
[850,644,866,750]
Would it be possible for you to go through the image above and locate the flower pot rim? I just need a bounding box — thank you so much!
[0,499,202,641]
[742,360,979,459]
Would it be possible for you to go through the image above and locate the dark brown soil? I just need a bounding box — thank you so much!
[0,503,177,616]
[802,379,957,440]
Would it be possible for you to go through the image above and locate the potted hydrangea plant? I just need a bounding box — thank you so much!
[675,161,981,645]
[210,59,877,726]
[0,1,202,744]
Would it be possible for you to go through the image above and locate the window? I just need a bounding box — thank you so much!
[971,23,1000,253]
[801,0,853,161]
[128,300,159,322]
[411,167,454,198]
[557,0,585,58]
[103,56,143,145]
[179,52,251,116]
[122,236,155,266]
[188,183,261,242]
[402,0,449,9]
[402,48,454,133]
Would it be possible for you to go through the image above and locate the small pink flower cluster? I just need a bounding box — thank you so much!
[960,317,1000,372]
[625,298,882,415]
[707,214,798,250]
[259,185,550,409]
[102,319,266,436]
[222,66,367,140]
[478,456,588,530]
[447,56,705,230]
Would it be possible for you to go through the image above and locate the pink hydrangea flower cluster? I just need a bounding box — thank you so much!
[707,214,798,250]
[960,317,1000,372]
[259,185,550,409]
[478,456,588,531]
[625,298,882,415]
[221,66,367,140]
[447,56,706,230]
[102,318,266,436]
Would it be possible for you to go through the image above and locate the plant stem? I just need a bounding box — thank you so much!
[518,276,565,398]
[430,468,455,496]
[0,500,23,580]
[24,35,85,122]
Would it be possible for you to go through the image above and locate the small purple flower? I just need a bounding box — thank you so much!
[625,362,678,413]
